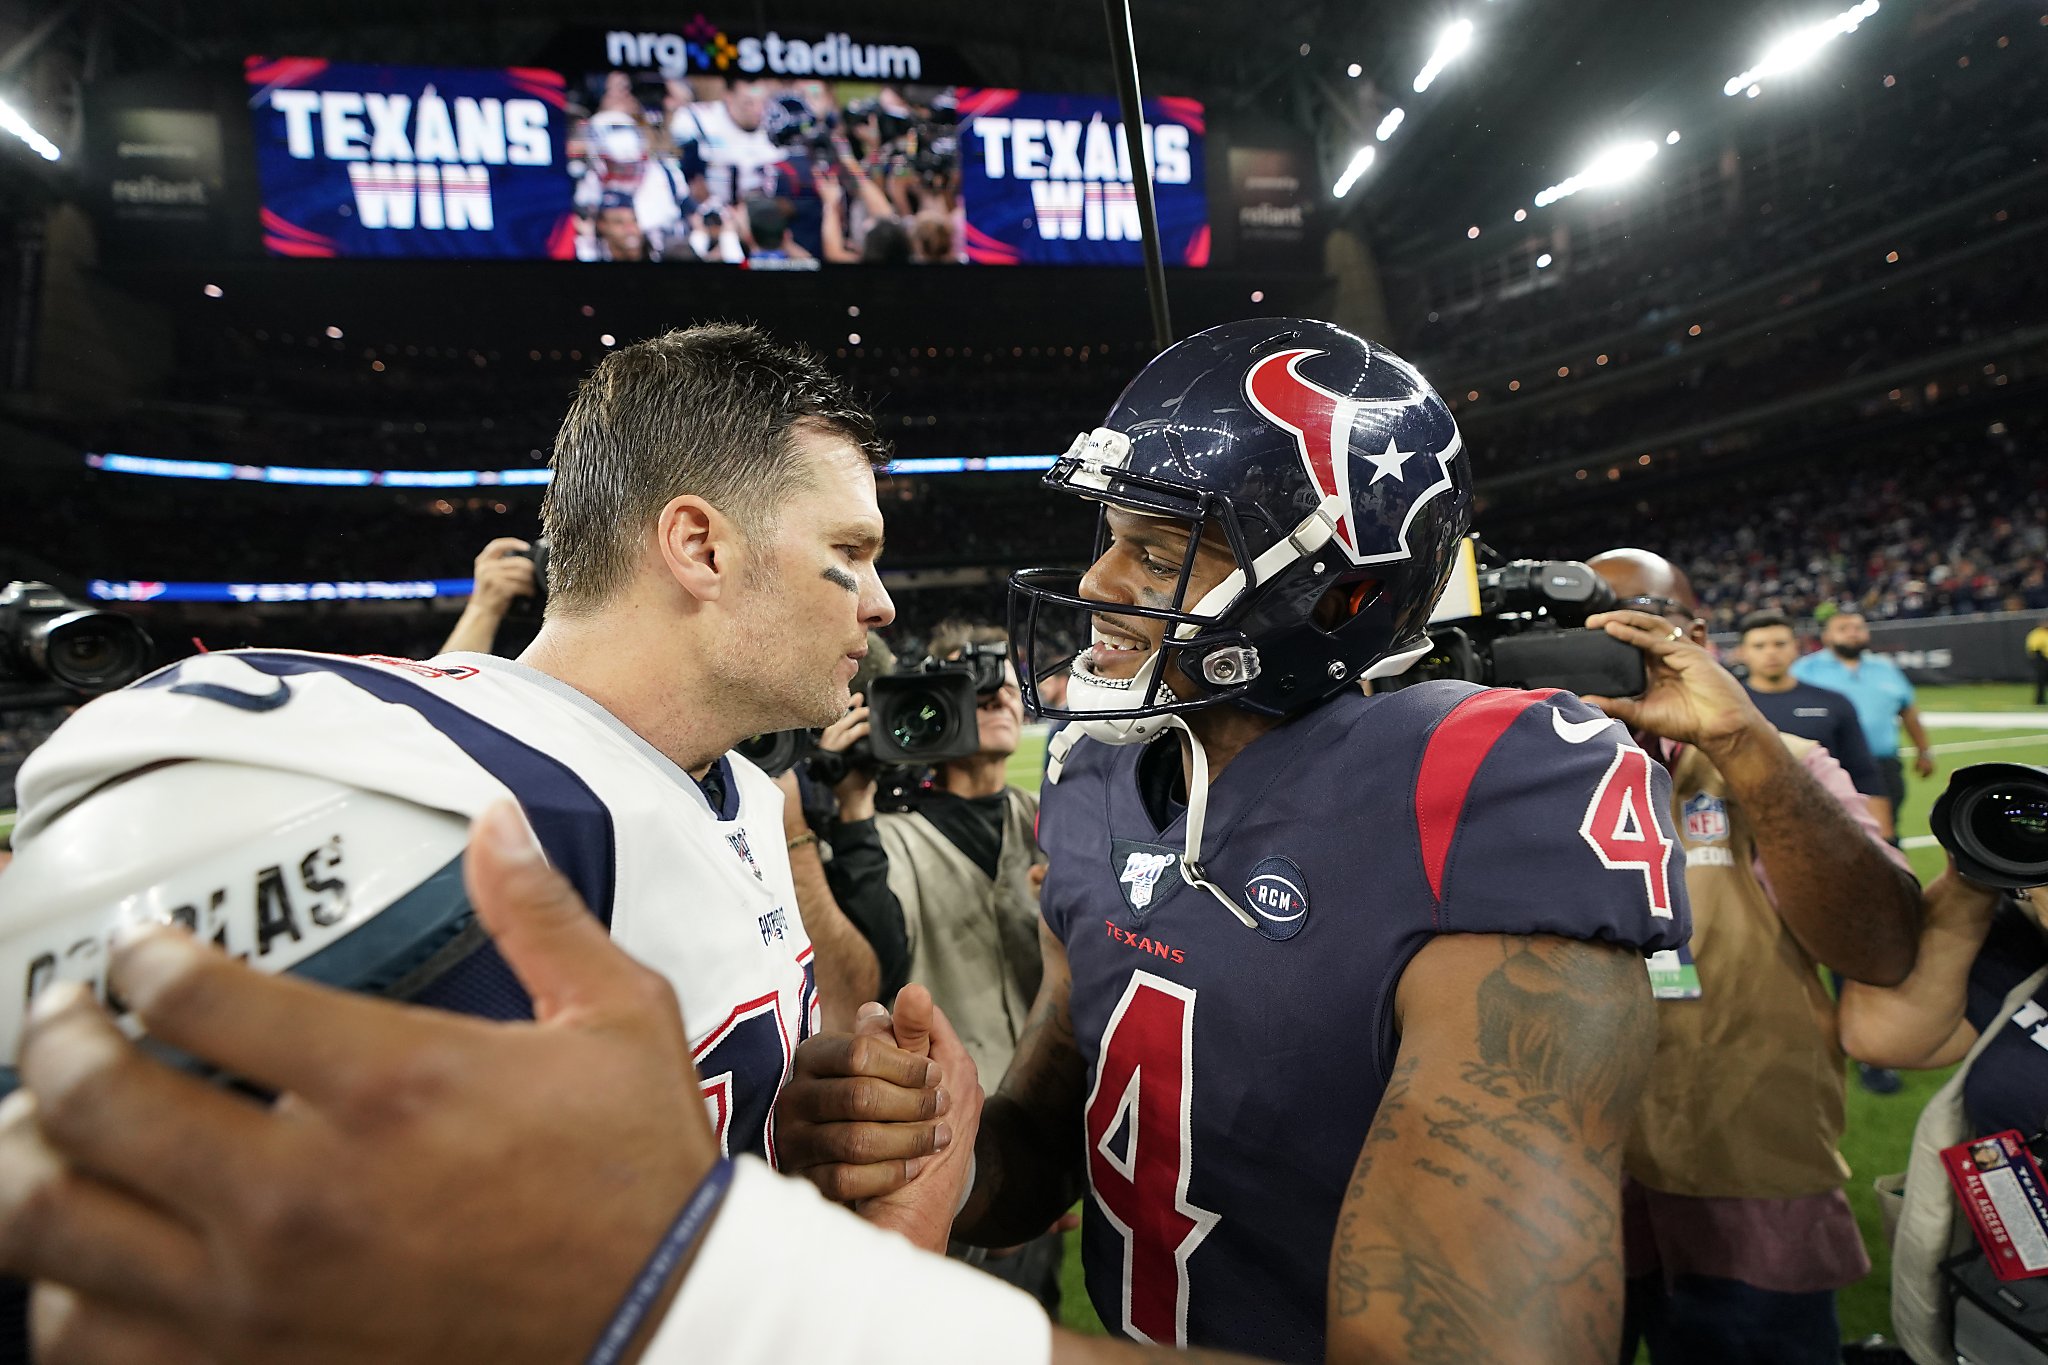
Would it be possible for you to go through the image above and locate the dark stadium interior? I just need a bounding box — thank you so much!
[4,0,2042,667]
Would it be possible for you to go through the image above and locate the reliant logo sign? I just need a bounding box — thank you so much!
[605,16,923,80]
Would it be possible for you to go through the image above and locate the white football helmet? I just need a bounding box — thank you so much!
[0,759,472,1093]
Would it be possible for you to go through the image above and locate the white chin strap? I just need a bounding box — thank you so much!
[1050,651,1178,764]
[1048,704,1257,932]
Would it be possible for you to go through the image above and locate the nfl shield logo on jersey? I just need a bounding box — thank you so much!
[1683,792,1730,844]
[1243,856,1311,942]
[1120,851,1175,910]
[726,829,763,879]
[1111,839,1189,921]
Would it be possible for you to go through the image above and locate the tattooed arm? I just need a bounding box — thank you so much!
[1701,727,1921,985]
[954,920,1090,1247]
[1326,933,1656,1365]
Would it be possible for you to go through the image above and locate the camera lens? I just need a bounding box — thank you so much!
[1965,782,2048,871]
[735,730,805,778]
[35,613,152,692]
[889,696,953,752]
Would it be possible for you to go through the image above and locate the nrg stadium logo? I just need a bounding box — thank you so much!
[604,17,924,81]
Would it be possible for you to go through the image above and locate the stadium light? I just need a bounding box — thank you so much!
[1723,0,1880,96]
[1377,107,1406,141]
[1347,62,1363,77]
[1533,138,1659,208]
[1413,20,1475,93]
[0,95,60,162]
[1332,146,1376,198]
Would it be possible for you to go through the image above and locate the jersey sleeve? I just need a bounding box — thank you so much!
[1416,688,1689,951]
[14,651,508,844]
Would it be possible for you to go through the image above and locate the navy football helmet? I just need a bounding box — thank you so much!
[1010,318,1471,741]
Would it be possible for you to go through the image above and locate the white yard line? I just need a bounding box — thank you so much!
[1921,712,2048,727]
[1918,735,2048,757]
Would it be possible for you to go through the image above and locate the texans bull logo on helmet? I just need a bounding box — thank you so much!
[1242,348,1461,567]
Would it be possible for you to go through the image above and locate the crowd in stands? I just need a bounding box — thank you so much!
[1499,411,2048,631]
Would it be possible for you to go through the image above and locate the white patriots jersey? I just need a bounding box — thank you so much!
[11,649,817,1164]
[668,101,782,205]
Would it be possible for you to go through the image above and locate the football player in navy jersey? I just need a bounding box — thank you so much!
[781,319,1693,1364]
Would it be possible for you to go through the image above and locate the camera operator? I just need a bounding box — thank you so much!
[811,622,1057,1307]
[1846,871,2041,1361]
[438,537,539,656]
[1581,549,1923,1365]
[1835,765,2048,1358]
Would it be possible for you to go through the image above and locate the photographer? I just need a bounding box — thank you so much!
[1580,549,1924,1364]
[819,624,1045,1078]
[438,537,538,656]
[813,622,1057,1305]
[1838,767,2048,1363]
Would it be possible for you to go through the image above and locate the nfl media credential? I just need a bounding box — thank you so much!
[1682,792,1736,868]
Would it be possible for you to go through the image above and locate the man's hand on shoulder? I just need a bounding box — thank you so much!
[0,803,718,1365]
[1326,932,1655,1365]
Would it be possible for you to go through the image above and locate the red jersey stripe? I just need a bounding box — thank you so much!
[1413,688,1561,907]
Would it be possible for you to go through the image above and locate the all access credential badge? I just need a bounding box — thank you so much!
[1941,1130,2048,1281]
[1646,941,1702,1000]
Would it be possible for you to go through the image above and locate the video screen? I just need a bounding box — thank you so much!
[247,55,1209,267]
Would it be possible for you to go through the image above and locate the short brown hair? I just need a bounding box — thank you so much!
[1739,610,1793,637]
[540,324,890,612]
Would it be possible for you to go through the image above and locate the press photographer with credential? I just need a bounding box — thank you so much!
[1840,763,2048,1364]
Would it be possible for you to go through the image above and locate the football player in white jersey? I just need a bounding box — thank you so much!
[668,79,786,210]
[0,323,936,1174]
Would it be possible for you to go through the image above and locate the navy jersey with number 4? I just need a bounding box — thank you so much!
[1037,681,1691,1362]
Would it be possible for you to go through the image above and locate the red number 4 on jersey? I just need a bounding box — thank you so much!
[1579,745,1677,918]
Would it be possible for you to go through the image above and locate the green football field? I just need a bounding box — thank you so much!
[1007,682,2048,1344]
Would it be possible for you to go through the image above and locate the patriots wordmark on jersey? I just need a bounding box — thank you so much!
[1038,682,1689,1362]
[10,649,817,1163]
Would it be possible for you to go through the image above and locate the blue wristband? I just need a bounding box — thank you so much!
[585,1156,736,1365]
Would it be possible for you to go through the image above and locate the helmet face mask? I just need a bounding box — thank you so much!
[1009,319,1471,738]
